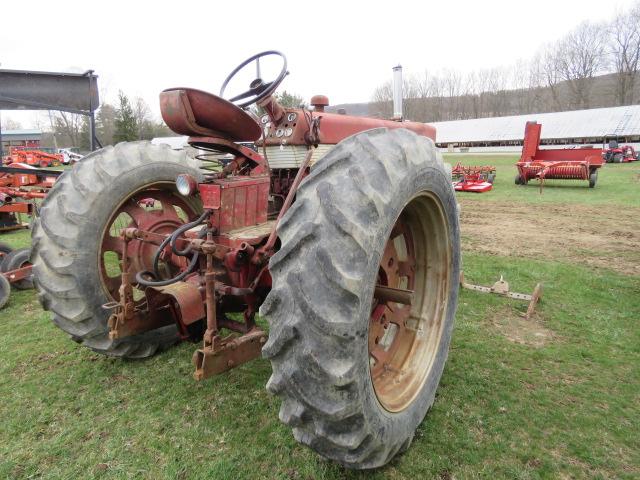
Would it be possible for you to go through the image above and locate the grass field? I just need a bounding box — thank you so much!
[0,156,639,479]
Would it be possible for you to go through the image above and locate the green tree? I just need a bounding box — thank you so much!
[275,90,306,108]
[114,91,137,143]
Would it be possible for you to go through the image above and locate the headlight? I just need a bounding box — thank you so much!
[176,174,197,197]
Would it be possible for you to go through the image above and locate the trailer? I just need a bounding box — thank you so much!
[515,122,603,190]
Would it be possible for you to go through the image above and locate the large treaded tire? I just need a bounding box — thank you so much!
[260,128,460,469]
[31,142,203,358]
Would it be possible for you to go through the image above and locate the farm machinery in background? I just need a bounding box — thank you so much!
[0,242,33,308]
[31,51,460,469]
[0,163,61,231]
[3,147,63,168]
[451,162,495,192]
[602,135,639,163]
[515,121,603,190]
[0,163,60,307]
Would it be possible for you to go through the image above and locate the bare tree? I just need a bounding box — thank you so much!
[2,118,23,130]
[50,111,84,147]
[555,21,608,108]
[133,97,152,140]
[608,3,640,105]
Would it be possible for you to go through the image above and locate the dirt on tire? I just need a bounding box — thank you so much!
[459,200,640,275]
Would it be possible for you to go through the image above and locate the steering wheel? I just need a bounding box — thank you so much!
[220,51,288,108]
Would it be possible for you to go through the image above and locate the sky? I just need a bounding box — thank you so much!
[1,0,638,128]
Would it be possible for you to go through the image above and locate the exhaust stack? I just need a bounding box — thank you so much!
[392,65,403,120]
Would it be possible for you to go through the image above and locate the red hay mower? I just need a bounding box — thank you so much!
[515,121,603,190]
[452,162,495,193]
[31,51,460,469]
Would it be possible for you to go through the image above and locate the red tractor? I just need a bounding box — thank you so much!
[32,51,460,469]
[602,135,639,163]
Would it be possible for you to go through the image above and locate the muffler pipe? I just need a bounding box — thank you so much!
[392,65,403,120]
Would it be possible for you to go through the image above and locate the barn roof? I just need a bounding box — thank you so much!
[431,105,640,144]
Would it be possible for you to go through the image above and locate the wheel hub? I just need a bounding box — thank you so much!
[100,187,198,300]
[368,193,451,413]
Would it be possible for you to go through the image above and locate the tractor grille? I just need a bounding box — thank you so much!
[264,144,334,169]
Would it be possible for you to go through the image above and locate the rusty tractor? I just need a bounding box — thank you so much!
[32,51,460,469]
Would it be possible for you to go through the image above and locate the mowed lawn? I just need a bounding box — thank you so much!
[0,156,639,479]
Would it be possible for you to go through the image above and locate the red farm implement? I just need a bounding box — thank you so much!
[452,162,495,193]
[31,51,460,469]
[5,147,63,168]
[0,242,33,308]
[515,121,603,190]
[0,163,61,231]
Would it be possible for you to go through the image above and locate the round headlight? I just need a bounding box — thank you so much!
[176,174,197,197]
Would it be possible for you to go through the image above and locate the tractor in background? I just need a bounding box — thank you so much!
[32,51,460,469]
[602,135,639,163]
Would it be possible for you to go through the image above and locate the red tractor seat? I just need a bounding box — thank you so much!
[159,88,262,142]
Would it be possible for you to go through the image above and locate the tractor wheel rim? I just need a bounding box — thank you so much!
[369,192,451,413]
[99,183,198,301]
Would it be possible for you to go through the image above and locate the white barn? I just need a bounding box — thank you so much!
[431,105,640,153]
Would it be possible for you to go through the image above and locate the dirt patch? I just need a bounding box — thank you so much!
[459,200,640,275]
[491,308,554,347]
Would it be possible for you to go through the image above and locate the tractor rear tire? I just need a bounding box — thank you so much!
[31,142,204,358]
[261,128,460,469]
[1,247,33,289]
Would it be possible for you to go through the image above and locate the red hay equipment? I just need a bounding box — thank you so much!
[451,162,495,193]
[516,121,603,190]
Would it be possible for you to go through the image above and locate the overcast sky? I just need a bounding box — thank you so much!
[1,0,638,127]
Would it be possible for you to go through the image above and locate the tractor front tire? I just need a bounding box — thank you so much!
[261,128,460,469]
[31,142,203,358]
[613,153,623,163]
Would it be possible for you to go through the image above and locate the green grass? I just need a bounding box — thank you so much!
[0,157,639,479]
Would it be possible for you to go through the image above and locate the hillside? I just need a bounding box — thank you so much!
[328,72,640,122]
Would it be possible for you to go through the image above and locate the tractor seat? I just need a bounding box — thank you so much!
[159,88,261,142]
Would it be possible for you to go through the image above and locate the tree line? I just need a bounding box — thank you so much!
[370,2,640,122]
[44,91,172,151]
